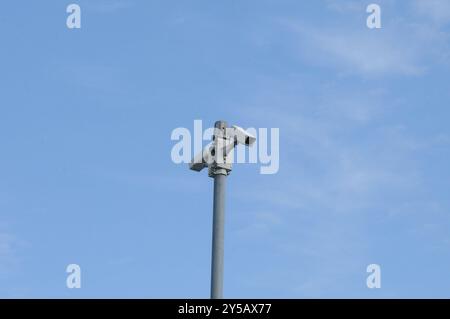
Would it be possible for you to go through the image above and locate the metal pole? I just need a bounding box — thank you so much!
[210,120,228,299]
[211,173,226,299]
[189,120,253,299]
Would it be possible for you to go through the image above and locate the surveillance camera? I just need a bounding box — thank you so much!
[232,125,256,146]
[189,122,255,174]
[189,154,207,171]
[189,143,214,171]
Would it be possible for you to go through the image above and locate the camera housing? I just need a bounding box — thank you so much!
[231,125,256,146]
[189,122,256,174]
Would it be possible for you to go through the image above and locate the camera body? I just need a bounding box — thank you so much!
[189,122,256,174]
[231,125,256,146]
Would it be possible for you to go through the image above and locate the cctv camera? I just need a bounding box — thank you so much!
[232,125,256,146]
[189,142,214,171]
[189,122,256,174]
[189,153,207,171]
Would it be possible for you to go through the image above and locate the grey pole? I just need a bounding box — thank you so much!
[210,120,228,299]
[211,172,226,299]
[190,119,256,299]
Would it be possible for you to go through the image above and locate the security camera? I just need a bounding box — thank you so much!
[231,125,256,146]
[189,153,207,171]
[189,142,214,172]
[189,122,256,174]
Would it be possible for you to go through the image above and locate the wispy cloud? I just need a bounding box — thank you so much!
[325,0,365,13]
[284,21,427,76]
[281,1,450,76]
[84,0,134,14]
[236,81,436,214]
[230,71,450,295]
[0,231,19,276]
[412,0,450,25]
[50,62,126,91]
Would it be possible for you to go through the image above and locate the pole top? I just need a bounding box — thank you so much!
[209,120,231,177]
[214,120,228,130]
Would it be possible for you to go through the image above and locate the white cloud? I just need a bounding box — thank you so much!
[228,1,450,295]
[0,231,18,275]
[284,21,428,76]
[85,0,134,14]
[0,233,14,256]
[413,0,450,25]
[229,72,450,294]
[326,0,365,13]
[240,101,424,213]
[281,0,450,76]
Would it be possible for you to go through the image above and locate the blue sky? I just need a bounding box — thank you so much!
[0,0,450,298]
